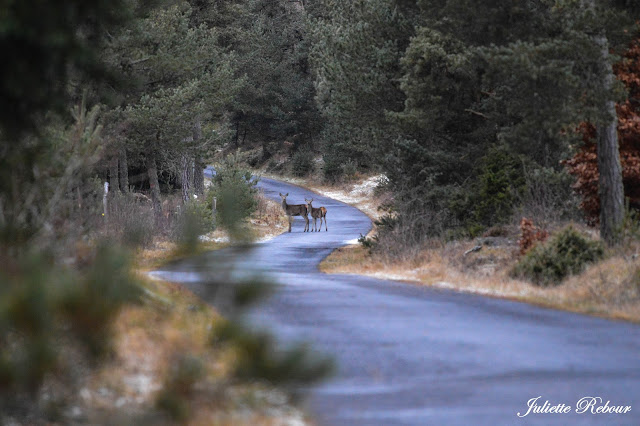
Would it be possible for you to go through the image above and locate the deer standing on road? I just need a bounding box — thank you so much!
[305,198,328,232]
[280,193,309,232]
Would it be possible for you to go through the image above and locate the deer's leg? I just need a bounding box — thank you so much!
[288,215,292,232]
[314,216,318,232]
[304,215,309,232]
[324,213,328,231]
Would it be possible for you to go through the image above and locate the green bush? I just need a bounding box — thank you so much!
[156,355,204,421]
[207,156,258,240]
[0,244,140,405]
[291,147,314,177]
[341,159,358,181]
[472,147,526,227]
[511,227,605,286]
[322,153,343,182]
[173,199,214,252]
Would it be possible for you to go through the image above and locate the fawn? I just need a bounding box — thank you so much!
[305,198,327,232]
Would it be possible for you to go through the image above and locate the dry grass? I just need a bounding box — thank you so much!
[321,240,640,323]
[70,194,301,423]
[251,191,290,240]
[72,275,308,424]
[135,193,288,272]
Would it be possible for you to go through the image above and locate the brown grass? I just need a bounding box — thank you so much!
[321,240,640,323]
[251,191,290,237]
[74,275,307,424]
[74,194,300,423]
[135,194,288,272]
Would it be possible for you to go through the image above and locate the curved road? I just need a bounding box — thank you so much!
[153,177,640,425]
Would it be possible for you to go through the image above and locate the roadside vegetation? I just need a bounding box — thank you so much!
[0,1,325,424]
[313,172,640,322]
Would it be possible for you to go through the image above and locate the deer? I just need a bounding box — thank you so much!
[305,198,328,232]
[280,193,309,232]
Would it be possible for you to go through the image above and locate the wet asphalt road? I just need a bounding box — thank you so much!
[153,176,640,425]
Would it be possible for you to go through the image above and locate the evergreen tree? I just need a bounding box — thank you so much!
[307,0,413,178]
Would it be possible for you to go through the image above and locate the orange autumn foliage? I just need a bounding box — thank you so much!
[564,37,640,225]
[518,217,549,255]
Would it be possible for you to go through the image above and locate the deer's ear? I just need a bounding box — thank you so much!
[279,193,283,197]
[286,193,289,197]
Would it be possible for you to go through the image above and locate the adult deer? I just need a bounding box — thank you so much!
[280,193,309,232]
[305,198,328,232]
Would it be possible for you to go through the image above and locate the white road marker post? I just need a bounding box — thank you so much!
[103,181,109,223]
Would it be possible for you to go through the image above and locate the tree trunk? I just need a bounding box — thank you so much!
[194,157,205,196]
[193,120,205,195]
[234,120,240,148]
[181,154,193,203]
[109,157,119,194]
[147,150,163,226]
[595,33,625,246]
[119,149,129,192]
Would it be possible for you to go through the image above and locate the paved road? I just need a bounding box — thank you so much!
[153,176,640,425]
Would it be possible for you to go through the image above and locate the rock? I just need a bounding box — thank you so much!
[464,245,482,256]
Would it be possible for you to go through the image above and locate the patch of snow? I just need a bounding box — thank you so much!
[433,281,506,297]
[123,373,160,396]
[321,190,360,204]
[255,234,279,244]
[344,238,360,245]
[350,174,387,198]
[69,406,82,419]
[359,273,516,299]
[369,272,419,282]
[80,388,92,402]
[199,234,229,243]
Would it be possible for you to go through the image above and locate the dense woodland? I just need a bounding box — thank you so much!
[2,0,640,421]
[3,0,640,248]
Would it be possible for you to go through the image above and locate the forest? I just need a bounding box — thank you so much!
[2,0,640,423]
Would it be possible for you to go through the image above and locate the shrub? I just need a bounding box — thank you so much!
[291,147,314,177]
[471,147,526,228]
[322,153,343,182]
[172,199,214,251]
[341,159,358,181]
[518,166,581,225]
[367,213,431,261]
[511,227,604,286]
[517,217,549,255]
[108,192,156,248]
[358,233,378,252]
[156,355,204,421]
[207,156,258,240]
[0,244,140,409]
